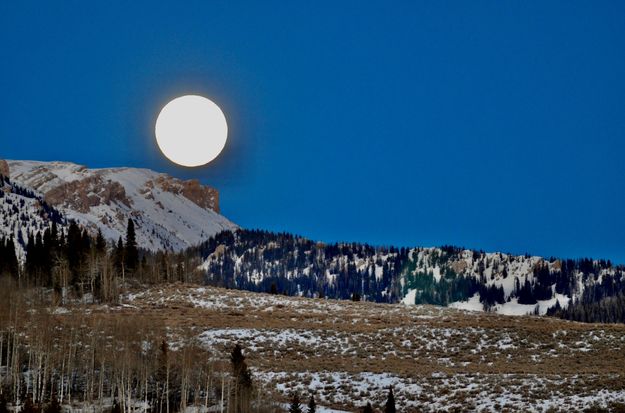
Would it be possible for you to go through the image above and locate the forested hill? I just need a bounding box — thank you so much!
[196,229,625,323]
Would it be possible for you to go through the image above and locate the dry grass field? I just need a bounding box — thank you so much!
[56,283,625,412]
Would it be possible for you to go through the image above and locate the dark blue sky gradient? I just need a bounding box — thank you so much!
[2,1,625,262]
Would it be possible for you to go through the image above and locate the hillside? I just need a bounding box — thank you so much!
[0,174,67,261]
[4,159,237,251]
[73,284,625,411]
[196,230,625,321]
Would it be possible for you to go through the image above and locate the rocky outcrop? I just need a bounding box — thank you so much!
[0,160,9,177]
[451,260,468,274]
[181,179,220,213]
[145,176,220,213]
[44,175,132,213]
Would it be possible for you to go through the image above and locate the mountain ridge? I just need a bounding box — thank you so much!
[2,159,237,251]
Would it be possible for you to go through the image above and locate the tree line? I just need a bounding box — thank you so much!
[196,230,625,323]
[5,218,205,303]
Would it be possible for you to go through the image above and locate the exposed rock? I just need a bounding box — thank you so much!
[213,244,226,258]
[146,176,220,213]
[0,160,9,177]
[44,176,132,213]
[451,260,468,274]
[181,179,220,213]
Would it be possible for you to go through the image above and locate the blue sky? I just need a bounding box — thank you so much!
[2,1,625,262]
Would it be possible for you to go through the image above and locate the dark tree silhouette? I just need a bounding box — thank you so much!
[0,394,8,413]
[384,387,396,413]
[289,394,302,413]
[124,218,139,273]
[43,397,61,413]
[230,344,253,412]
[307,394,316,413]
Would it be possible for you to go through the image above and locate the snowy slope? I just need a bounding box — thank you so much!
[0,175,67,261]
[6,160,238,251]
[401,247,596,315]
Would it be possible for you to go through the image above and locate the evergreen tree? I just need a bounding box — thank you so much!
[43,397,61,413]
[51,221,59,246]
[95,229,106,253]
[0,393,8,413]
[384,387,395,413]
[362,402,373,413]
[66,221,85,286]
[0,237,19,278]
[113,237,125,275]
[21,397,40,413]
[230,344,252,412]
[289,394,302,413]
[124,219,139,273]
[307,394,316,413]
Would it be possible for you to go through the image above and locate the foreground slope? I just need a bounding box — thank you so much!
[6,159,237,251]
[86,284,625,412]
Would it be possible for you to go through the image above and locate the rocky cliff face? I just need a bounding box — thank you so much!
[144,176,220,213]
[44,175,131,213]
[0,160,9,177]
[4,160,237,251]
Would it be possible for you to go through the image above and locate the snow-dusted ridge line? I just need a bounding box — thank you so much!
[197,231,622,317]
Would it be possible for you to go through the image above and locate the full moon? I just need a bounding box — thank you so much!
[155,95,228,167]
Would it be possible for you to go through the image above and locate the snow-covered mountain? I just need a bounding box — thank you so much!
[3,159,237,251]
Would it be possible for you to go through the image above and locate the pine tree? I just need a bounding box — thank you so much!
[114,237,125,275]
[51,221,59,246]
[0,237,19,278]
[63,221,89,288]
[363,402,373,413]
[384,387,395,413]
[124,219,139,273]
[95,229,106,253]
[230,344,252,412]
[43,397,61,413]
[22,397,40,413]
[111,400,121,413]
[289,394,302,413]
[0,393,8,413]
[307,394,316,413]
